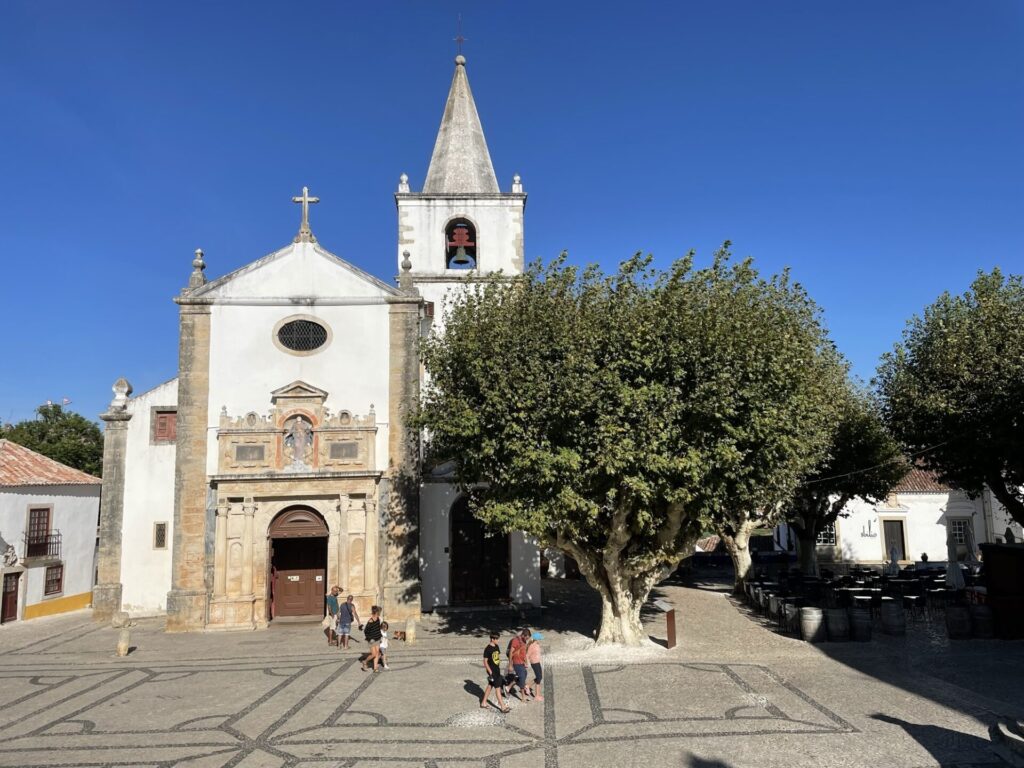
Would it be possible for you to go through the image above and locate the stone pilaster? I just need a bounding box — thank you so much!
[383,294,422,620]
[166,300,212,632]
[93,378,133,623]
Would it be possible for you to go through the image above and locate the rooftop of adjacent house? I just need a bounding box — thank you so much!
[0,440,101,487]
[893,466,953,494]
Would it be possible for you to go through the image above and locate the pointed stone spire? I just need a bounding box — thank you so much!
[422,56,499,194]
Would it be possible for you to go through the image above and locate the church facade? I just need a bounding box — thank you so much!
[93,55,541,631]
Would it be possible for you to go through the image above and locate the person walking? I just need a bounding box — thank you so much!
[380,621,391,670]
[525,632,544,701]
[361,606,383,672]
[481,632,510,713]
[324,585,341,647]
[337,594,361,650]
[508,628,531,702]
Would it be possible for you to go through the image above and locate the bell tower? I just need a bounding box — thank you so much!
[395,55,526,316]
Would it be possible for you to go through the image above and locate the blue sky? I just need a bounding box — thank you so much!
[1,1,1022,425]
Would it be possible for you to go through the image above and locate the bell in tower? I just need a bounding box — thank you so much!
[445,219,477,269]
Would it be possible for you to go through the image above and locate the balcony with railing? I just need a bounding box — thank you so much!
[24,530,61,560]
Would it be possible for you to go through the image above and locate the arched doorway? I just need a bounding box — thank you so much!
[449,497,510,604]
[269,507,328,619]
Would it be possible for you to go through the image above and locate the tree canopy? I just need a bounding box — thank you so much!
[417,247,841,643]
[876,269,1024,527]
[1,405,104,477]
[787,386,906,575]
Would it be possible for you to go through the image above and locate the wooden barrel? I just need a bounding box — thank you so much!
[881,601,906,636]
[784,603,800,634]
[971,605,994,639]
[826,608,850,641]
[850,608,873,641]
[946,605,971,639]
[800,607,826,643]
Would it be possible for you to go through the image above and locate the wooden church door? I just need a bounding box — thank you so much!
[1,573,18,623]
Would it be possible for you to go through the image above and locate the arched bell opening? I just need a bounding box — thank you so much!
[448,496,510,604]
[268,506,329,621]
[445,218,477,270]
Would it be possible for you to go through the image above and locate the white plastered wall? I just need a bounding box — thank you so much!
[831,492,985,563]
[0,484,99,618]
[120,378,178,614]
[203,245,394,475]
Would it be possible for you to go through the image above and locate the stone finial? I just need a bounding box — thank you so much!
[512,173,523,194]
[109,378,133,411]
[455,54,466,66]
[398,173,410,193]
[399,251,413,291]
[189,248,207,289]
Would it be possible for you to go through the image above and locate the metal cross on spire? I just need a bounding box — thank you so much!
[454,13,467,56]
[292,186,319,243]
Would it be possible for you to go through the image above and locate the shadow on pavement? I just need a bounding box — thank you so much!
[870,714,1006,767]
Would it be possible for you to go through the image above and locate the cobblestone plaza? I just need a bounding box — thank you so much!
[0,578,1020,768]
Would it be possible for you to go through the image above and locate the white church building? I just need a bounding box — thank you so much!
[94,55,540,631]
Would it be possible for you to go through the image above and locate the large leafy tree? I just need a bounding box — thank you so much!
[877,269,1024,527]
[1,405,104,477]
[417,247,840,644]
[786,387,906,576]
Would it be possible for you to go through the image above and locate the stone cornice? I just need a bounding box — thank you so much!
[174,295,421,307]
[210,470,384,483]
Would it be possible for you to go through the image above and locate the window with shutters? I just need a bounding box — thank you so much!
[44,564,63,596]
[151,408,177,444]
[153,522,168,549]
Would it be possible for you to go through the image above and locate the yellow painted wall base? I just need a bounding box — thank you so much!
[23,592,92,620]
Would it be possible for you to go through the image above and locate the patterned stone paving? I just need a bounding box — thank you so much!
[0,579,1020,768]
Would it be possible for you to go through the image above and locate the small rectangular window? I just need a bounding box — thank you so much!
[235,445,265,462]
[948,518,969,545]
[153,522,168,550]
[44,565,63,596]
[330,442,359,460]
[154,410,177,442]
[816,522,837,546]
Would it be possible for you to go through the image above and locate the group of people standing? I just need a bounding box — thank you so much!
[482,628,544,713]
[324,585,389,671]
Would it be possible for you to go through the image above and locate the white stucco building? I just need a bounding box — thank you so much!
[0,440,100,623]
[785,467,1023,569]
[95,55,541,630]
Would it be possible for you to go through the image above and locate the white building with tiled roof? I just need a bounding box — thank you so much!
[0,440,101,624]
[791,467,1023,569]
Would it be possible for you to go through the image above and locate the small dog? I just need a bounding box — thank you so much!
[391,630,407,642]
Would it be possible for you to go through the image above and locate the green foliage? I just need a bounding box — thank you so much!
[417,245,841,588]
[877,268,1024,525]
[1,405,104,477]
[787,386,906,562]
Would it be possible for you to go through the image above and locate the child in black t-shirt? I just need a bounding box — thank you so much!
[481,632,510,713]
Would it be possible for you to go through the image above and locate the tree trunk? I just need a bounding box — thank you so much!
[987,474,1024,529]
[558,540,661,646]
[719,521,756,594]
[595,576,647,645]
[797,530,819,576]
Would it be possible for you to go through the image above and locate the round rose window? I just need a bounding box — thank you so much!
[276,319,329,352]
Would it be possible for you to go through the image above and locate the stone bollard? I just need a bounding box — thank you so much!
[111,611,130,629]
[404,618,416,645]
[116,628,131,657]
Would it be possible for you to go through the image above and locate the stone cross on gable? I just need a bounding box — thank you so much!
[292,186,320,243]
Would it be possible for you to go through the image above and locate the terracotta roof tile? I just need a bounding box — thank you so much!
[0,440,101,487]
[893,466,952,494]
